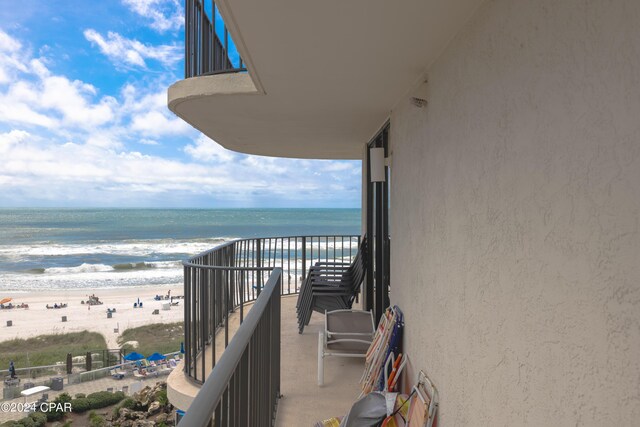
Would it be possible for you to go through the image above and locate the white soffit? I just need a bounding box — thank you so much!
[169,0,484,159]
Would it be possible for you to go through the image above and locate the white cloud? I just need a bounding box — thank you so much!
[40,76,117,127]
[0,32,179,139]
[324,162,356,172]
[122,0,183,33]
[0,129,29,153]
[0,30,29,84]
[129,110,190,136]
[0,128,361,207]
[121,84,191,136]
[184,135,235,162]
[83,29,181,69]
[85,132,123,150]
[0,66,117,129]
[0,31,21,53]
[0,99,58,128]
[0,130,261,204]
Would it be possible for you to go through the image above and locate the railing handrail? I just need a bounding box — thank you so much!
[179,269,282,426]
[181,263,273,271]
[185,234,361,262]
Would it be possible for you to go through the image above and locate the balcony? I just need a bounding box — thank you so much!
[167,236,364,425]
[170,0,484,159]
[185,0,246,77]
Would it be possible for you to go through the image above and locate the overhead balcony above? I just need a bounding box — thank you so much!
[168,0,484,159]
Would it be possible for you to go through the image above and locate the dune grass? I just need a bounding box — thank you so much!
[0,331,107,371]
[118,322,183,357]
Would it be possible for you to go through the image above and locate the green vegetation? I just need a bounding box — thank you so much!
[0,412,47,427]
[71,391,125,413]
[118,322,183,356]
[157,388,169,406]
[47,392,72,421]
[112,396,137,418]
[0,331,107,369]
[88,411,106,427]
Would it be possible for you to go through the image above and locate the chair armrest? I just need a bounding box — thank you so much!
[309,269,349,278]
[310,279,345,287]
[313,262,350,267]
[309,266,349,274]
[311,286,353,295]
[309,274,346,282]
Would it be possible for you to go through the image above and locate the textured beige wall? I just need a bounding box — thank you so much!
[389,0,640,425]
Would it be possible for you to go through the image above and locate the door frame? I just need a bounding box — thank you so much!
[365,122,390,322]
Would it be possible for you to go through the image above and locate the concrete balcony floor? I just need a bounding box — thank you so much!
[276,295,364,426]
[168,294,365,424]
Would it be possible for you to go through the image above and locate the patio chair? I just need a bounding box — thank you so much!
[110,369,124,380]
[133,369,146,379]
[297,237,367,333]
[318,309,375,385]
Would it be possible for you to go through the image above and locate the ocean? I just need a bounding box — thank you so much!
[0,208,360,291]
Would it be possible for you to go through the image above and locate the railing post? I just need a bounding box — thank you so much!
[301,236,307,281]
[201,266,206,382]
[256,239,262,295]
[229,244,236,311]
[184,265,190,377]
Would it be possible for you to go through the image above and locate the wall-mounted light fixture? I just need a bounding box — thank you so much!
[369,147,386,182]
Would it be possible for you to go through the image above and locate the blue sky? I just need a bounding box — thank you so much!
[0,0,361,208]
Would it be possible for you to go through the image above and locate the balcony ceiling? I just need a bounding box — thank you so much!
[168,0,484,159]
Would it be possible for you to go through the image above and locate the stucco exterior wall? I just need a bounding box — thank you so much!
[389,0,640,425]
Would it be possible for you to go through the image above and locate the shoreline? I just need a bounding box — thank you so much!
[0,285,183,348]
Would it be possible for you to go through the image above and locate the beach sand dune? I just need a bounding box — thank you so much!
[0,285,182,348]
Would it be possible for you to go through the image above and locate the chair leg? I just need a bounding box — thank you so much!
[318,331,324,386]
[305,296,314,325]
[297,281,311,332]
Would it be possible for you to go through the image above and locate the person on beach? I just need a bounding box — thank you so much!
[9,361,16,379]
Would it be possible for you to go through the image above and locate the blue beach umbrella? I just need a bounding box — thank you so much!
[147,352,166,362]
[180,342,184,354]
[123,352,145,361]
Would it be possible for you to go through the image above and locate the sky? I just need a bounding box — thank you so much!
[0,0,361,208]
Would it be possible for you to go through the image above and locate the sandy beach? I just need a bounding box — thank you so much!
[0,286,183,348]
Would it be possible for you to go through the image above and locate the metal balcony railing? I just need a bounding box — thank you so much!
[180,235,360,426]
[185,0,246,78]
[182,235,361,384]
[180,269,282,427]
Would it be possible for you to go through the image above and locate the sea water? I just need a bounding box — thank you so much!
[0,208,360,291]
